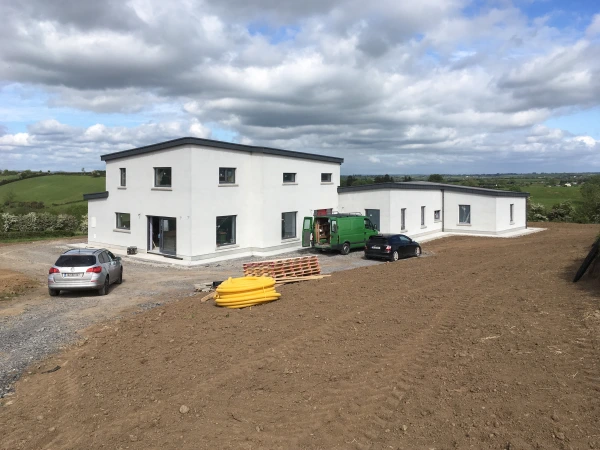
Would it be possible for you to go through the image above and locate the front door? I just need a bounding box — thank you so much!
[365,209,380,231]
[159,217,177,255]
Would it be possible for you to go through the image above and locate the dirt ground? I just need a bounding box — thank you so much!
[1,223,599,450]
[0,269,38,299]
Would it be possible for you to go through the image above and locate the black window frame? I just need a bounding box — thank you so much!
[154,167,172,188]
[120,168,126,187]
[321,173,332,183]
[219,167,236,184]
[216,215,236,247]
[116,212,131,230]
[281,211,297,239]
[283,173,296,183]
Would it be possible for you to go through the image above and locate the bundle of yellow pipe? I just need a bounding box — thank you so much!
[214,276,281,309]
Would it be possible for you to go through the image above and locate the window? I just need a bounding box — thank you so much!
[281,212,297,239]
[283,173,296,183]
[216,216,236,246]
[120,168,126,187]
[459,205,471,224]
[154,167,171,187]
[55,255,96,267]
[510,203,514,223]
[401,208,406,230]
[434,210,441,221]
[98,252,108,264]
[219,168,236,184]
[116,213,131,230]
[321,173,332,183]
[421,206,426,226]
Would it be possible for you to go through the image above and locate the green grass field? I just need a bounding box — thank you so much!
[0,175,105,205]
[526,185,583,209]
[0,175,19,182]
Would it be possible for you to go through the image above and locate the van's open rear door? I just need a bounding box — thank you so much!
[302,216,313,247]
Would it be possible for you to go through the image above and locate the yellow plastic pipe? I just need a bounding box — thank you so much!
[214,276,280,309]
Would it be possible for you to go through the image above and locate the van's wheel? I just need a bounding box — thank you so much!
[116,268,123,284]
[98,276,109,296]
[391,250,399,261]
[341,242,351,255]
[415,246,422,257]
[48,288,59,297]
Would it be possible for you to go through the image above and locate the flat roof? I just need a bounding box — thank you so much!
[338,181,529,198]
[100,137,344,164]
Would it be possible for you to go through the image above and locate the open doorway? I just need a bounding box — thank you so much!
[147,216,177,255]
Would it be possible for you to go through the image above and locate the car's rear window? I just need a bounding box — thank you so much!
[369,237,389,245]
[55,255,96,267]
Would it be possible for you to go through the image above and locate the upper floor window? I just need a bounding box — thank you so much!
[321,173,332,183]
[120,168,126,187]
[154,167,171,187]
[283,173,296,183]
[219,168,236,184]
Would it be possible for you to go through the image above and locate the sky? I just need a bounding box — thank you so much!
[0,0,599,174]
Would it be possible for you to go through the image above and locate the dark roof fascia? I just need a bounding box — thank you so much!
[100,137,344,164]
[83,191,109,201]
[337,182,529,198]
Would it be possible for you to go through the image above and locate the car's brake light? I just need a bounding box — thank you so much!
[86,266,103,273]
[49,267,59,274]
[385,245,391,252]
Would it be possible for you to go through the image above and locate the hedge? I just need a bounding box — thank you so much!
[0,230,77,240]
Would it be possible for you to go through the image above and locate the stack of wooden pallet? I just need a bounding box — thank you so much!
[243,255,321,280]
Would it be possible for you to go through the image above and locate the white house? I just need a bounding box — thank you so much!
[84,138,342,262]
[84,138,529,263]
[338,182,528,238]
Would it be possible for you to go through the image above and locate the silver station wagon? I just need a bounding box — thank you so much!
[48,248,123,296]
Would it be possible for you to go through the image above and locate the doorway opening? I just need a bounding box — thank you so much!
[147,216,177,255]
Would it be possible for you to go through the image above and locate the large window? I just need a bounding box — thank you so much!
[154,167,171,187]
[434,210,441,221]
[510,203,514,223]
[116,213,131,230]
[321,173,332,183]
[421,206,426,226]
[283,173,296,183]
[120,168,126,187]
[401,208,406,230]
[459,205,471,224]
[281,212,297,239]
[219,168,236,184]
[216,216,236,246]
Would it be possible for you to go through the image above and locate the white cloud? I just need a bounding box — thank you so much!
[586,14,600,37]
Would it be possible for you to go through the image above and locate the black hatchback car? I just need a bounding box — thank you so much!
[364,234,422,261]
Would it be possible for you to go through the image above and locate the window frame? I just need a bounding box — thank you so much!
[219,167,236,184]
[283,173,297,183]
[281,211,297,240]
[434,210,441,222]
[115,212,131,230]
[321,173,332,183]
[119,168,126,187]
[216,215,236,247]
[458,204,471,225]
[154,167,172,188]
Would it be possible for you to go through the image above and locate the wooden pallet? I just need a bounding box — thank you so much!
[243,255,321,280]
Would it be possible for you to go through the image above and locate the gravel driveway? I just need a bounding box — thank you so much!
[0,238,387,397]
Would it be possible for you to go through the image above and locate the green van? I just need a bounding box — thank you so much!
[302,214,379,254]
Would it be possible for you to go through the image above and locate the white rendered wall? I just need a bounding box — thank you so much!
[88,146,192,255]
[496,197,527,233]
[443,191,497,234]
[338,190,391,231]
[389,190,443,238]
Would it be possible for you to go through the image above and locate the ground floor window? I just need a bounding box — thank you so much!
[459,205,471,224]
[281,212,297,239]
[116,212,130,230]
[421,206,426,226]
[510,203,514,223]
[434,210,441,221]
[216,216,236,246]
[401,208,406,230]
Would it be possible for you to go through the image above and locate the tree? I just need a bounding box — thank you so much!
[3,189,16,205]
[402,175,413,182]
[346,175,355,187]
[81,167,85,174]
[428,174,444,183]
[460,178,479,187]
[547,201,575,222]
[528,203,548,222]
[577,175,600,223]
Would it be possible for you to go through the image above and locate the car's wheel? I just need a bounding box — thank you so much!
[48,288,59,297]
[391,250,399,261]
[98,276,109,296]
[341,242,351,255]
[414,246,422,257]
[116,268,123,284]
